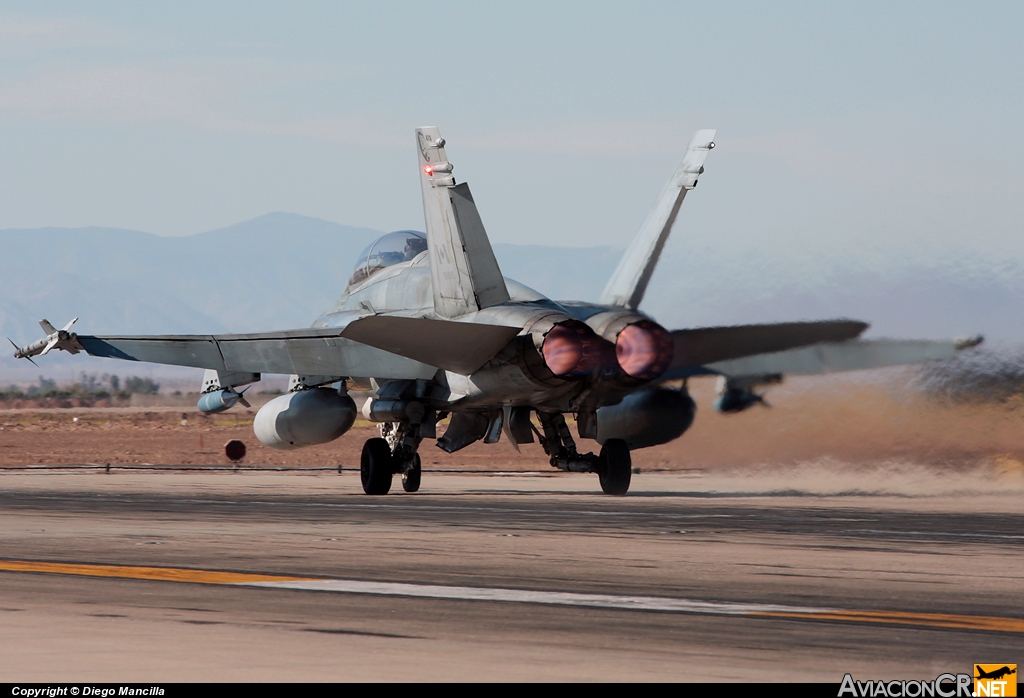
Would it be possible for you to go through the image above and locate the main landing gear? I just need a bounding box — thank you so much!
[360,421,423,495]
[596,438,631,496]
[360,437,393,495]
[360,412,633,496]
[536,412,632,495]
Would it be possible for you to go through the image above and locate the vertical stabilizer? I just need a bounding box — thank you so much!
[600,129,716,309]
[416,127,510,318]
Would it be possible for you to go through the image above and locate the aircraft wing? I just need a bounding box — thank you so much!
[77,328,438,379]
[76,317,522,378]
[704,337,980,377]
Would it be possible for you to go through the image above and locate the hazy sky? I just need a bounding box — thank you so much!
[1,1,1021,273]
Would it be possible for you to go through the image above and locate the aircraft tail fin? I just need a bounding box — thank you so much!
[600,129,716,309]
[416,127,510,318]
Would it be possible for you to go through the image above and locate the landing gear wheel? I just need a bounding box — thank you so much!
[361,438,394,495]
[598,438,631,495]
[402,454,422,493]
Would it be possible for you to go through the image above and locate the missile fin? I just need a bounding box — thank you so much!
[39,336,60,356]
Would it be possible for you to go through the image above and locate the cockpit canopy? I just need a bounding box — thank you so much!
[347,230,428,289]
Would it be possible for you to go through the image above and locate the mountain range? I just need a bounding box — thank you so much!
[2,212,1021,382]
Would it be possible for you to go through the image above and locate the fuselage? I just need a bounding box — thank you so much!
[312,244,667,414]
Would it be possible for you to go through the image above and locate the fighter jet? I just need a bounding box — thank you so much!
[11,127,981,495]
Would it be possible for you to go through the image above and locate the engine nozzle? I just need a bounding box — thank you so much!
[541,321,610,377]
[615,320,673,380]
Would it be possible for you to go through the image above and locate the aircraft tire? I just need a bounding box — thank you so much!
[361,438,394,495]
[598,438,631,495]
[402,454,422,493]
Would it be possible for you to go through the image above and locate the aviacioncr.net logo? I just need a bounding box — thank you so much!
[839,673,973,697]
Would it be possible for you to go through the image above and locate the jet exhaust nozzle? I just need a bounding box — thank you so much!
[615,320,673,380]
[541,321,611,377]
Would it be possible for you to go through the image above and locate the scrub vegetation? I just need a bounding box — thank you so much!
[0,373,160,407]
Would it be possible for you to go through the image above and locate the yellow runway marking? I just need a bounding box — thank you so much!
[3,559,1023,634]
[760,610,1024,634]
[0,559,314,584]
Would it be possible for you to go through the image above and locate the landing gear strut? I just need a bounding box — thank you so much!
[360,421,423,495]
[402,454,422,493]
[535,412,632,495]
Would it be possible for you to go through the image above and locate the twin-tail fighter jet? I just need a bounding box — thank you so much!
[12,128,981,495]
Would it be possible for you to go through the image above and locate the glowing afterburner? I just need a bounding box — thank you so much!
[542,321,608,377]
[615,320,673,380]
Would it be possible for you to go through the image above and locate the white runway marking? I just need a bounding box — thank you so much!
[242,578,830,616]
[4,559,1022,633]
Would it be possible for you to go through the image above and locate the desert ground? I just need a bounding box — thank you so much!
[2,371,1023,482]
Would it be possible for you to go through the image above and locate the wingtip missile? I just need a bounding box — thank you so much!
[12,317,85,362]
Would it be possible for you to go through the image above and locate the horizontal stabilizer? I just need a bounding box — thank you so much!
[669,319,869,370]
[706,338,976,377]
[340,316,521,375]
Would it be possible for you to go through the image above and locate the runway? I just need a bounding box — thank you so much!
[1,469,1022,681]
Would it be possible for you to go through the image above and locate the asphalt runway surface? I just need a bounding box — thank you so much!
[1,469,1022,681]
